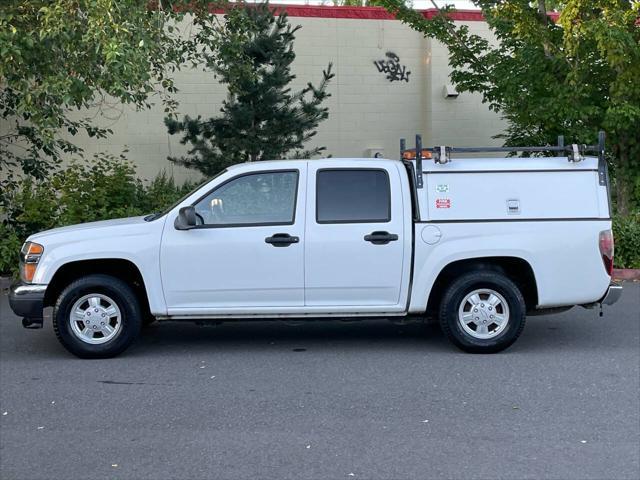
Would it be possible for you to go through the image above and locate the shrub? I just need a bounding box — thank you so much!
[0,223,22,278]
[52,154,144,226]
[0,155,201,276]
[138,170,201,214]
[5,176,59,240]
[613,213,640,269]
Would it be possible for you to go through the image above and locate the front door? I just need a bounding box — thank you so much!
[160,167,305,315]
[304,161,406,307]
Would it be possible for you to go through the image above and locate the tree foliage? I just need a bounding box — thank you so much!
[0,0,199,201]
[0,156,200,276]
[165,2,335,177]
[379,0,640,215]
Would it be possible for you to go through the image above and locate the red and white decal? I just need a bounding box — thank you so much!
[435,198,451,209]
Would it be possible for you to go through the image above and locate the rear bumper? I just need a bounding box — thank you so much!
[8,282,47,320]
[600,283,623,306]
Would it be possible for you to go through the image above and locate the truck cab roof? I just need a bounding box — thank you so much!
[226,158,400,170]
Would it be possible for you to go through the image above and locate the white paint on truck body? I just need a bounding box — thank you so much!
[419,156,607,220]
[408,155,612,311]
[26,155,613,318]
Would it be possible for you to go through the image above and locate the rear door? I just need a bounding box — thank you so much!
[305,161,407,308]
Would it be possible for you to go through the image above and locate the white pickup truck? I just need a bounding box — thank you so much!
[9,134,622,358]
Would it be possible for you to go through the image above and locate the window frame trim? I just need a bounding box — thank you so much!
[315,167,392,225]
[188,168,300,229]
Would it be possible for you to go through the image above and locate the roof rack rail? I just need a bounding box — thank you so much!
[399,131,607,188]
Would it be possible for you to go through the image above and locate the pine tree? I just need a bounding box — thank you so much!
[165,2,335,177]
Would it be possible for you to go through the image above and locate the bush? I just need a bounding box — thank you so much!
[613,213,640,269]
[6,176,59,240]
[0,224,22,278]
[137,170,200,214]
[0,155,201,276]
[52,154,143,226]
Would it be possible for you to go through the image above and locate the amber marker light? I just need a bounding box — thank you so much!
[20,242,44,283]
[402,149,432,160]
[25,243,44,255]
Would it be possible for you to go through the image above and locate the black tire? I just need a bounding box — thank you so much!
[52,274,142,358]
[439,270,526,353]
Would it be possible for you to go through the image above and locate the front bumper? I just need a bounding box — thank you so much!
[600,283,623,306]
[8,282,47,323]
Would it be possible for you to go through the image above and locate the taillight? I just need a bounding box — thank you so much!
[599,230,614,276]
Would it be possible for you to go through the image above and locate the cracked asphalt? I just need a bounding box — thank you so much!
[1,283,638,480]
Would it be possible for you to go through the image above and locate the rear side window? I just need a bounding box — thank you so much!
[316,169,390,223]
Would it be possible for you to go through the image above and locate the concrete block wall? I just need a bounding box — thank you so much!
[4,7,507,183]
[426,21,506,148]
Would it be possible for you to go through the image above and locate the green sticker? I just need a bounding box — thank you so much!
[436,184,449,193]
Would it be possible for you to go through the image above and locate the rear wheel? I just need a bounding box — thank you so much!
[53,274,142,358]
[439,270,526,353]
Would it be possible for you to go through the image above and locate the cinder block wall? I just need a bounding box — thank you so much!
[8,7,507,183]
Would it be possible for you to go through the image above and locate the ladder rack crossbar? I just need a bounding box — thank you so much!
[401,145,599,154]
[399,131,607,189]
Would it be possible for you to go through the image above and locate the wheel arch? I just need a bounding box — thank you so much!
[44,259,151,315]
[425,256,539,317]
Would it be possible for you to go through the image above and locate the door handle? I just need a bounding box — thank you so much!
[265,233,299,247]
[364,231,399,245]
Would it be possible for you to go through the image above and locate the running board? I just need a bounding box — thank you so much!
[156,311,407,321]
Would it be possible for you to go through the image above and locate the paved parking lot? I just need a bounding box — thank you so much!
[1,283,638,480]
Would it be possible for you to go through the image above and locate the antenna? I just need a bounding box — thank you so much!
[415,134,423,188]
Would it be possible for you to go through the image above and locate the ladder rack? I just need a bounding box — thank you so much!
[400,131,607,187]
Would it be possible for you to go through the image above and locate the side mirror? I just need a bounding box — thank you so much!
[174,206,197,230]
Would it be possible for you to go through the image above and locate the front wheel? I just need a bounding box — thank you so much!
[439,270,526,353]
[52,274,142,358]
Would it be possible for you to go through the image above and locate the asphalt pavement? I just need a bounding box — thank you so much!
[1,283,638,480]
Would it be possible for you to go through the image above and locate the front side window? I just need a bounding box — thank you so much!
[194,171,298,226]
[316,169,391,223]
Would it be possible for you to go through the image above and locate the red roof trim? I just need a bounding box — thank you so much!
[205,5,487,22]
[277,6,485,22]
[276,5,399,20]
[200,5,567,23]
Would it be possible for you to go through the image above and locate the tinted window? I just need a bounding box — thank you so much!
[195,171,298,226]
[316,169,390,223]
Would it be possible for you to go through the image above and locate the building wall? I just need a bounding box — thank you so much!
[426,23,507,147]
[33,7,509,182]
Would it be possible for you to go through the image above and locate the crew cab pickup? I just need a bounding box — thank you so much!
[9,135,622,358]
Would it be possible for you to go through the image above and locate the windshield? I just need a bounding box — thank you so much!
[144,170,227,222]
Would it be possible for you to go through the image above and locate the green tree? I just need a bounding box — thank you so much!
[379,0,640,215]
[0,0,199,201]
[165,2,335,177]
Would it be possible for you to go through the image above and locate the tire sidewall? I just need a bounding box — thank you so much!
[53,275,141,358]
[440,272,526,353]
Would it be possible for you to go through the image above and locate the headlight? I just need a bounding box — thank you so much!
[20,242,44,283]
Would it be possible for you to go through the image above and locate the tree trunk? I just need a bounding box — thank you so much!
[537,0,548,25]
[615,140,631,217]
[616,180,630,217]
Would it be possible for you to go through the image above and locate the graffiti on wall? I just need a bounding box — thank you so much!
[373,52,411,83]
